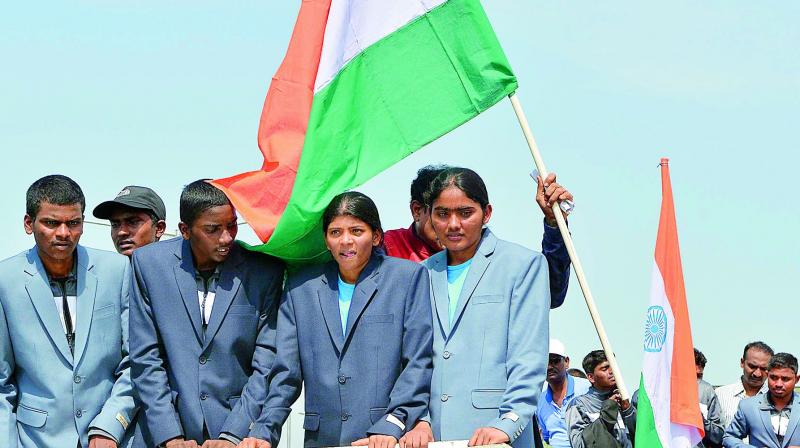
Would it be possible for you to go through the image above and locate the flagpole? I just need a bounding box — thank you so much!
[508,92,631,401]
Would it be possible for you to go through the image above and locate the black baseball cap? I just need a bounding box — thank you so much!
[93,186,166,221]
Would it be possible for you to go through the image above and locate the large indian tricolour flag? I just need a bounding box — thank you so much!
[213,0,517,263]
[635,158,705,447]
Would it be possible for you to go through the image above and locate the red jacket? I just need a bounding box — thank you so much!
[383,224,438,263]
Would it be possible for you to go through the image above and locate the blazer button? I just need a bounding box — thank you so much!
[200,392,208,400]
[75,409,83,418]
[441,394,449,402]
[199,356,207,364]
[341,413,350,421]
[74,375,82,384]
[338,375,347,384]
[443,351,451,359]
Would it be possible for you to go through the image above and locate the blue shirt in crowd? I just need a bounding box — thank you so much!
[537,374,592,448]
[446,259,472,324]
[337,276,356,335]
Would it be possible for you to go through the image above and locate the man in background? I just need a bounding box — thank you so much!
[695,348,724,447]
[566,350,636,448]
[93,185,167,257]
[716,341,773,430]
[723,352,800,447]
[537,339,591,448]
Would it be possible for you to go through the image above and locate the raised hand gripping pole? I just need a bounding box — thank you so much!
[508,92,630,401]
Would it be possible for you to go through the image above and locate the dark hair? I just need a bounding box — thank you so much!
[424,167,489,210]
[743,341,774,360]
[568,368,588,379]
[26,175,86,218]
[322,191,383,242]
[694,348,707,368]
[180,180,232,226]
[582,350,608,375]
[768,353,798,374]
[410,165,449,204]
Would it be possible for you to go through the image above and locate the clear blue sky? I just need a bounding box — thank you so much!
[2,1,798,386]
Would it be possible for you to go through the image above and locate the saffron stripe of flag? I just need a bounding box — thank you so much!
[212,0,517,263]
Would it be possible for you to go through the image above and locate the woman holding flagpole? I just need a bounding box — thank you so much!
[239,192,433,448]
[401,167,550,448]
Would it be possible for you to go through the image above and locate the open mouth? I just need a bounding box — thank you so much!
[339,250,357,259]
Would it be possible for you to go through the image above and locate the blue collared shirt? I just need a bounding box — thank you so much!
[537,375,591,447]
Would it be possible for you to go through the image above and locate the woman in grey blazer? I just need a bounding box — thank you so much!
[240,192,434,448]
[402,167,550,448]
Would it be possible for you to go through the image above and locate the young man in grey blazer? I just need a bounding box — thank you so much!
[129,180,284,448]
[0,175,135,448]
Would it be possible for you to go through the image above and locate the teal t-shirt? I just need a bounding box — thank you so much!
[337,276,356,335]
[446,259,473,324]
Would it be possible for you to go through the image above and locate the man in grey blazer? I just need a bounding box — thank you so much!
[0,175,135,448]
[723,352,800,448]
[129,180,284,448]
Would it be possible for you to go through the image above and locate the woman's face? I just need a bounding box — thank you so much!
[430,186,491,262]
[325,214,381,278]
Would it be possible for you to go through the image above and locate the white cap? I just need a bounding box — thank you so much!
[549,339,567,357]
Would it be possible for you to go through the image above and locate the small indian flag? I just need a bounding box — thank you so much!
[635,158,705,447]
[213,0,517,263]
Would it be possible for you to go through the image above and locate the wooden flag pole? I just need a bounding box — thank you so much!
[508,93,631,401]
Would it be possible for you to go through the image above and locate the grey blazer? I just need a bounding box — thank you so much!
[423,228,550,448]
[0,246,135,448]
[129,237,284,446]
[723,392,800,448]
[250,254,433,447]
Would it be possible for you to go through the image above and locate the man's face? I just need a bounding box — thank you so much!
[179,205,237,271]
[547,354,570,384]
[109,207,164,256]
[741,349,771,389]
[767,367,799,401]
[696,364,704,380]
[410,200,442,251]
[588,361,617,390]
[24,201,83,263]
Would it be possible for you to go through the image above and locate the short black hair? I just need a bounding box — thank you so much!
[179,180,232,226]
[768,353,798,375]
[743,341,774,360]
[425,167,490,210]
[582,350,608,375]
[410,165,448,204]
[694,348,707,368]
[322,191,383,243]
[26,175,85,218]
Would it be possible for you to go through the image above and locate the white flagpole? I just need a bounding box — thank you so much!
[508,92,631,401]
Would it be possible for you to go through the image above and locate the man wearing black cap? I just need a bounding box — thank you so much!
[93,186,167,257]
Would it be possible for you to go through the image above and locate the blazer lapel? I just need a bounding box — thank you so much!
[428,253,451,338]
[318,266,345,354]
[759,396,781,447]
[24,249,73,366]
[202,247,244,350]
[73,246,97,367]
[449,229,496,333]
[174,240,204,345]
[342,256,381,345]
[781,393,800,447]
